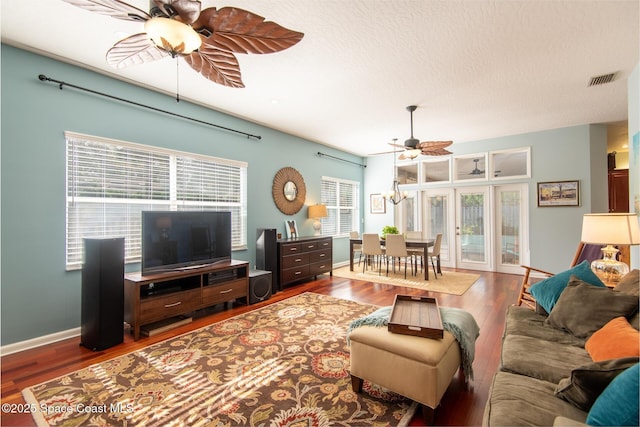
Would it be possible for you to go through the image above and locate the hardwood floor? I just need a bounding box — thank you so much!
[1,268,522,426]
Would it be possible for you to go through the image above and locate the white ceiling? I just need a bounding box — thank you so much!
[2,0,638,157]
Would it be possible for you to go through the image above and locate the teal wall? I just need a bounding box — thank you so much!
[364,124,609,274]
[1,45,365,346]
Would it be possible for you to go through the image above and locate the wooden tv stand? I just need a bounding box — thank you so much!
[124,260,249,340]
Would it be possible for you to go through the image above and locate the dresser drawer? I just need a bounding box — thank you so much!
[282,252,310,269]
[316,238,332,249]
[202,279,247,306]
[309,249,331,264]
[300,241,318,252]
[282,265,310,284]
[140,289,200,324]
[309,261,332,276]
[281,243,302,255]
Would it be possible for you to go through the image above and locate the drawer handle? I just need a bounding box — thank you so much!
[295,258,303,262]
[219,289,233,294]
[307,245,315,249]
[164,301,182,308]
[319,253,325,257]
[295,271,302,275]
[289,247,298,251]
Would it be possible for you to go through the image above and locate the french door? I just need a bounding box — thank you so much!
[455,187,491,271]
[494,184,529,274]
[410,184,528,272]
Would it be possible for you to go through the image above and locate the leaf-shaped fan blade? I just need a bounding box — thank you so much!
[153,0,201,24]
[62,0,150,22]
[184,46,244,88]
[106,33,169,69]
[194,7,304,54]
[388,142,407,150]
[417,141,453,150]
[421,148,453,156]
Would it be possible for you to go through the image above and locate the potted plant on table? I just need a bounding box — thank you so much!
[381,225,399,239]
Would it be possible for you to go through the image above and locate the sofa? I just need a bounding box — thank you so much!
[483,263,639,426]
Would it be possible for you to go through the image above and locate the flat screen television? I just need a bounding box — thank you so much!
[141,211,232,275]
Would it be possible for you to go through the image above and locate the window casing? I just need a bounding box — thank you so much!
[320,177,360,237]
[65,132,247,270]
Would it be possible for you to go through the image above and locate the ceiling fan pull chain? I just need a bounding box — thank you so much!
[176,58,180,103]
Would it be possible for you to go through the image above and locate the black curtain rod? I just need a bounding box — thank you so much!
[38,74,262,141]
[317,151,366,168]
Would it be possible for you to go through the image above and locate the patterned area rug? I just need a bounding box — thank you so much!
[332,265,480,295]
[23,293,417,426]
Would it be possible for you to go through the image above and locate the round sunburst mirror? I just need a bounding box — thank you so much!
[272,167,306,215]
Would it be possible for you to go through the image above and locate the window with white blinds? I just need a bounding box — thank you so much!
[65,132,247,270]
[320,176,360,237]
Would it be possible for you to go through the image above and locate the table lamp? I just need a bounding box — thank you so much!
[580,213,640,282]
[308,204,328,236]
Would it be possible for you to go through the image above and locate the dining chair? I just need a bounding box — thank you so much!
[427,233,443,279]
[350,231,363,266]
[405,232,425,274]
[362,233,385,275]
[384,234,412,279]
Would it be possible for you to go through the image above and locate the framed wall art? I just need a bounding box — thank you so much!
[284,220,299,238]
[537,180,580,207]
[370,194,386,214]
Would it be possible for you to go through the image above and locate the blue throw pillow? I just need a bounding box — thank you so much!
[587,363,639,426]
[529,260,605,313]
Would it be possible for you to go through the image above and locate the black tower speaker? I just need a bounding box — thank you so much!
[248,269,272,304]
[256,228,279,292]
[81,237,125,351]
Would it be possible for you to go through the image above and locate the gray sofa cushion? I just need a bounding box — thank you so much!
[554,357,640,411]
[545,278,639,338]
[483,371,587,427]
[615,269,639,296]
[501,334,592,383]
[504,305,585,347]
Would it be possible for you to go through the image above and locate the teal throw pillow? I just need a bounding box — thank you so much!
[587,363,639,426]
[529,260,605,313]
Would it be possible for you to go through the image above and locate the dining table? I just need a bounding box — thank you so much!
[349,237,438,280]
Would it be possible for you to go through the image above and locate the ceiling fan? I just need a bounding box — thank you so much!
[390,105,453,159]
[62,0,304,88]
[469,158,484,175]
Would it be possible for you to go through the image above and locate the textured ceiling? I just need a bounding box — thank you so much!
[2,0,638,156]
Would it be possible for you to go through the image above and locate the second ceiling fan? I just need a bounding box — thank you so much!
[390,105,453,159]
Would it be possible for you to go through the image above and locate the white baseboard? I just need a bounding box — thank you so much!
[1,327,80,356]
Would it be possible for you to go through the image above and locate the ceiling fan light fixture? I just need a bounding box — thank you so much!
[144,17,201,56]
[399,149,421,160]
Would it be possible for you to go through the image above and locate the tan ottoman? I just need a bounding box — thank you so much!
[349,325,461,424]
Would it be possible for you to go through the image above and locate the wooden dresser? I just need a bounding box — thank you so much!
[277,236,332,287]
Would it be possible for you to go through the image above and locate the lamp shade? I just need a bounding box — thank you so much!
[144,17,202,55]
[581,213,640,245]
[308,204,328,219]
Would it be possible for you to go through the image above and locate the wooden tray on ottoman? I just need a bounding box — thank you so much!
[388,295,444,339]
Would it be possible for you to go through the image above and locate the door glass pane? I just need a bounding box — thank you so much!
[460,193,485,262]
[427,194,448,261]
[500,190,521,265]
[402,192,419,232]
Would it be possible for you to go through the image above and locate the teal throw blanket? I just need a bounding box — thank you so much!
[347,306,480,382]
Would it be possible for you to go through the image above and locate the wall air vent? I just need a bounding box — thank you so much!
[588,72,617,87]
